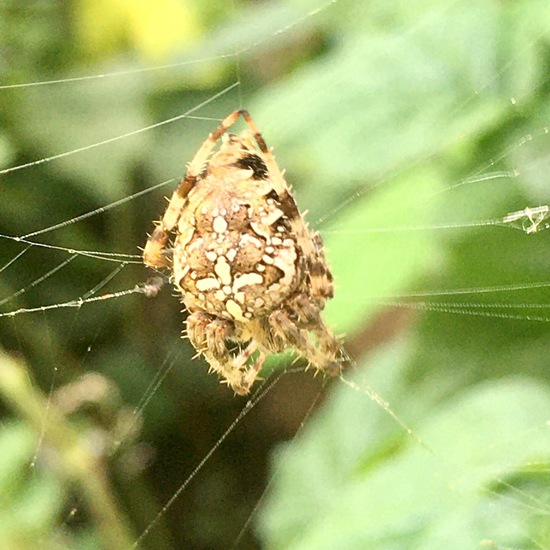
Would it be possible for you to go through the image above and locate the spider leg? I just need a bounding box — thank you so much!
[186,311,212,350]
[207,319,235,359]
[186,312,234,360]
[238,110,345,375]
[311,232,334,300]
[187,312,244,389]
[269,307,343,377]
[239,110,331,297]
[268,309,301,350]
[143,110,244,268]
[206,339,266,395]
[240,348,267,395]
[289,293,321,325]
[186,311,268,394]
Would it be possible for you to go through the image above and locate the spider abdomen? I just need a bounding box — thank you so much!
[173,186,300,322]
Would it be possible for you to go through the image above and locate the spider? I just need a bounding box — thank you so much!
[143,109,345,394]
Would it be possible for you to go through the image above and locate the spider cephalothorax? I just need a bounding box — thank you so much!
[143,110,345,394]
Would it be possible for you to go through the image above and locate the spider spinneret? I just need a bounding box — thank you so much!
[143,109,345,394]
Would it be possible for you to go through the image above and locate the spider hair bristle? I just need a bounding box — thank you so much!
[290,354,301,366]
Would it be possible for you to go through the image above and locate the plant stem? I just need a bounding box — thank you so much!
[0,351,136,549]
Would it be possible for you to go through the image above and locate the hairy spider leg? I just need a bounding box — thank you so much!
[143,110,243,268]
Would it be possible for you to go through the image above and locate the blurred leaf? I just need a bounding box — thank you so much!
[0,424,66,549]
[0,132,15,169]
[0,423,36,500]
[253,0,549,226]
[324,167,444,333]
[254,16,501,181]
[258,341,550,549]
[13,72,149,202]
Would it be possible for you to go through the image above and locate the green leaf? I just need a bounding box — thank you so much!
[323,167,444,334]
[14,71,149,202]
[0,423,66,549]
[259,341,550,549]
[0,423,36,500]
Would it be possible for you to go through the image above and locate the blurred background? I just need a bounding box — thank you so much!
[2,0,550,548]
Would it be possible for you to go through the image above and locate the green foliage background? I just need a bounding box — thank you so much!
[1,0,550,549]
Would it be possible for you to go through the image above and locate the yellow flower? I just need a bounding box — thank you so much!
[75,0,202,61]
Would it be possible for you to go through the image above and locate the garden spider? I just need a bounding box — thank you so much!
[143,109,345,394]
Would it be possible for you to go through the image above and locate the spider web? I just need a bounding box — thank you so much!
[2,0,550,548]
